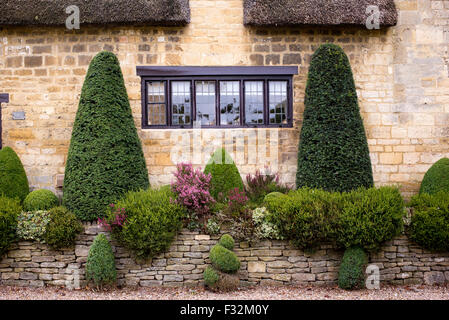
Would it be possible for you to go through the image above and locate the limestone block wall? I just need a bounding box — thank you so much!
[0,223,448,288]
[0,0,448,197]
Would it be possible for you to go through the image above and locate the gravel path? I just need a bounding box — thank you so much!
[0,284,448,300]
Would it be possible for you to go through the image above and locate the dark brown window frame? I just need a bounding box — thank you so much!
[137,66,298,129]
[0,94,8,149]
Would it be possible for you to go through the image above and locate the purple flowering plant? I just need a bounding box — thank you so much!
[98,203,127,232]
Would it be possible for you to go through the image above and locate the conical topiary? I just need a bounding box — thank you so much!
[86,234,117,288]
[338,246,368,290]
[204,148,244,201]
[63,51,149,221]
[296,43,374,193]
[0,146,29,202]
[420,158,449,195]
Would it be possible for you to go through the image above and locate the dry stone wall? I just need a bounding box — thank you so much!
[0,222,448,288]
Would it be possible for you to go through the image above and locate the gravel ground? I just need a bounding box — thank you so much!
[0,284,448,300]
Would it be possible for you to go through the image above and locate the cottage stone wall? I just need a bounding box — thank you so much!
[0,222,448,288]
[0,0,449,197]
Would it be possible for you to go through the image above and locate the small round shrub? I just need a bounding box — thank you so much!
[0,196,21,257]
[110,187,185,261]
[0,146,29,202]
[218,234,235,251]
[86,234,117,288]
[16,210,51,242]
[420,158,449,195]
[204,148,244,201]
[409,192,449,252]
[209,244,240,274]
[44,206,83,250]
[23,189,59,211]
[338,247,367,290]
[203,265,219,287]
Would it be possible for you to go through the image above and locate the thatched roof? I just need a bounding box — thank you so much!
[0,0,190,26]
[243,0,397,27]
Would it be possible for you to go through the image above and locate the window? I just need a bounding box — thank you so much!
[137,66,297,129]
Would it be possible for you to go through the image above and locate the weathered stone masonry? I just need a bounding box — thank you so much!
[1,222,448,288]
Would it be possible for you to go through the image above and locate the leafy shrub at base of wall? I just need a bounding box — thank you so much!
[296,44,373,193]
[23,189,59,211]
[109,187,185,261]
[209,243,240,274]
[409,192,449,252]
[204,148,244,201]
[265,187,405,252]
[337,187,405,252]
[419,158,449,195]
[16,210,51,243]
[0,196,21,257]
[86,234,117,288]
[0,147,29,203]
[63,51,149,221]
[338,247,368,290]
[44,206,83,250]
[264,188,342,250]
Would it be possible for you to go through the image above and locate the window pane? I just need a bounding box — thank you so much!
[245,81,264,125]
[195,81,216,126]
[220,81,240,126]
[147,81,166,125]
[171,81,192,126]
[268,81,288,125]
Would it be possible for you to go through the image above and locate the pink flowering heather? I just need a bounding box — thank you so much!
[227,187,249,216]
[171,163,215,216]
[98,204,127,232]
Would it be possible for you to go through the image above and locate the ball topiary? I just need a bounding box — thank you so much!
[0,195,21,257]
[209,244,240,274]
[296,43,373,192]
[203,265,220,287]
[218,234,235,251]
[44,206,83,250]
[63,51,149,221]
[338,246,368,290]
[23,189,59,211]
[204,148,244,201]
[0,146,29,202]
[419,158,449,195]
[86,234,117,288]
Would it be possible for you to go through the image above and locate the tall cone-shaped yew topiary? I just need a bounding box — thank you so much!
[63,51,149,221]
[296,44,373,192]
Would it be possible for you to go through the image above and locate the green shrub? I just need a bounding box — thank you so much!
[110,187,185,261]
[409,192,449,252]
[218,234,235,251]
[23,189,59,211]
[44,206,83,250]
[204,148,244,201]
[203,266,219,287]
[0,196,21,257]
[16,210,51,243]
[336,187,404,252]
[252,207,284,240]
[419,158,449,195]
[86,234,116,288]
[209,244,240,274]
[338,247,367,290]
[0,146,29,202]
[63,51,149,221]
[296,44,373,192]
[265,188,342,250]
